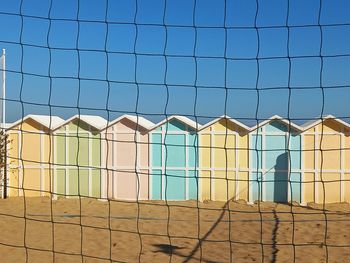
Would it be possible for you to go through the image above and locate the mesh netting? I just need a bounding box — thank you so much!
[0,0,350,262]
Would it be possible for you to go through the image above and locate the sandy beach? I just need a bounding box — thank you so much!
[0,197,349,262]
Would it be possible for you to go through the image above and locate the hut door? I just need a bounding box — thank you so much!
[264,135,289,203]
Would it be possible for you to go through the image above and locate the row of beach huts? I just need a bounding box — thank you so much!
[3,113,350,204]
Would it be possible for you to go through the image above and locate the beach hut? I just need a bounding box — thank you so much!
[249,116,303,203]
[7,115,64,197]
[198,116,250,201]
[149,116,201,200]
[53,115,107,198]
[100,115,154,200]
[301,115,350,204]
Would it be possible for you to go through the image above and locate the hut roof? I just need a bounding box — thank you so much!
[301,115,350,131]
[53,114,108,131]
[150,115,201,131]
[199,115,251,131]
[103,114,155,131]
[250,115,303,132]
[8,114,65,130]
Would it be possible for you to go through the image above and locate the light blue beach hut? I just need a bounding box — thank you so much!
[249,116,303,203]
[149,116,201,200]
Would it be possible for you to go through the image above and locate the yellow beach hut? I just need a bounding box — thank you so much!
[100,115,154,200]
[198,116,251,201]
[7,115,64,197]
[301,115,350,204]
[53,115,107,198]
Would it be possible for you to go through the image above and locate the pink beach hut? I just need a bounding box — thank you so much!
[100,115,154,200]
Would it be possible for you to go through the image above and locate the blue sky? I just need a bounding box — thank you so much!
[0,0,350,125]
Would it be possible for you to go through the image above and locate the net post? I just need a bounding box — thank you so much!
[1,49,5,199]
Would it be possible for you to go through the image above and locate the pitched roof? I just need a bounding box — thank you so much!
[199,115,251,131]
[102,114,155,130]
[250,115,303,132]
[150,115,201,131]
[8,114,65,130]
[301,115,350,131]
[0,123,12,129]
[53,114,108,131]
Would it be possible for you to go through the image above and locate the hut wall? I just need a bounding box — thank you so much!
[7,119,52,197]
[101,118,149,200]
[150,119,198,200]
[54,120,101,198]
[249,121,302,203]
[199,119,249,201]
[303,120,350,203]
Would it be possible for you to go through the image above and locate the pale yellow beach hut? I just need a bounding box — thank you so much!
[199,116,250,201]
[302,115,350,204]
[7,115,64,197]
[100,115,154,200]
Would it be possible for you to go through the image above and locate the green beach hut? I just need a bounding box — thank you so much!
[53,115,107,198]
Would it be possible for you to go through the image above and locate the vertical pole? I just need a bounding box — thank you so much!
[2,49,5,130]
[1,49,6,198]
[3,136,7,199]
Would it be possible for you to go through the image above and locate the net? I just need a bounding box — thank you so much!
[0,0,350,262]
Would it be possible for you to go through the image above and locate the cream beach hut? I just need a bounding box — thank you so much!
[301,115,350,204]
[100,115,154,200]
[198,116,250,201]
[149,116,201,200]
[53,115,107,198]
[249,116,303,203]
[7,115,64,197]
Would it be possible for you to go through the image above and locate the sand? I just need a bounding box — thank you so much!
[0,197,349,262]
